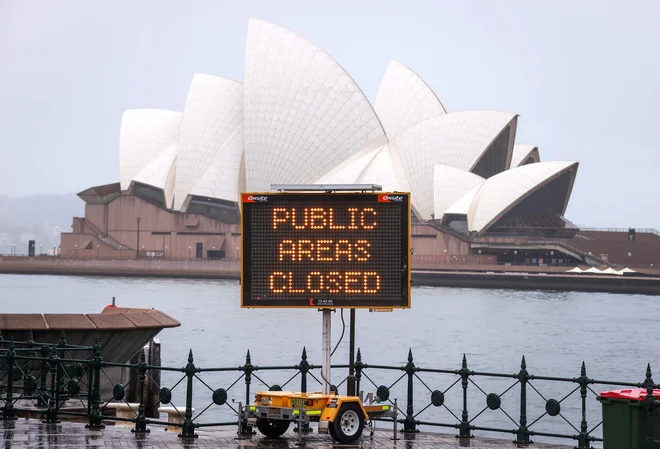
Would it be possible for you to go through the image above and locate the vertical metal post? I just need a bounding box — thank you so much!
[297,347,309,393]
[136,217,141,259]
[644,364,655,449]
[236,402,243,437]
[577,361,590,448]
[402,349,416,433]
[321,309,332,394]
[86,337,104,429]
[36,346,49,406]
[133,351,149,434]
[392,398,399,440]
[458,354,471,438]
[56,332,66,399]
[354,348,363,398]
[1,341,17,420]
[347,308,356,396]
[44,348,60,424]
[296,406,303,444]
[515,356,531,445]
[179,350,197,438]
[244,350,253,404]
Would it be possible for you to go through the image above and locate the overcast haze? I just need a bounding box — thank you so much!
[1,0,659,228]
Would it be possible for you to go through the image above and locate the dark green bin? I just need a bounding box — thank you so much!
[597,389,660,449]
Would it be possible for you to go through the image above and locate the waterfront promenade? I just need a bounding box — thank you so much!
[1,419,574,448]
[2,256,660,294]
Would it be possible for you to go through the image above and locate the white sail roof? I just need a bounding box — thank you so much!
[467,161,578,233]
[132,144,178,208]
[188,124,244,204]
[511,144,540,168]
[443,184,482,217]
[243,18,387,192]
[356,145,404,192]
[374,60,446,139]
[433,165,484,219]
[119,109,182,191]
[315,146,382,185]
[174,74,243,210]
[389,110,517,219]
[113,18,580,235]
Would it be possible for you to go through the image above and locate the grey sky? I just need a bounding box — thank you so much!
[1,0,658,228]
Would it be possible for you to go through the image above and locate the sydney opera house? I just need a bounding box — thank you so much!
[61,18,625,268]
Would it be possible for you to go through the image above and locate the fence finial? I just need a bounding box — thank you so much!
[58,330,68,347]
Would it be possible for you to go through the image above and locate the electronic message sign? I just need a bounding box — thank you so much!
[240,192,411,308]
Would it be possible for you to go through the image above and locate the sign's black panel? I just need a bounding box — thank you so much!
[240,192,411,308]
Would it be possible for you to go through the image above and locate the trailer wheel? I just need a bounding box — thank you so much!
[256,418,290,438]
[328,421,337,440]
[331,403,364,443]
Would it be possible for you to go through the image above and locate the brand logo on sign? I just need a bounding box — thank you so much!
[378,194,404,203]
[243,194,269,203]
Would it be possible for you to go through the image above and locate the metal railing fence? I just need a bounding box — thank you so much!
[1,331,659,448]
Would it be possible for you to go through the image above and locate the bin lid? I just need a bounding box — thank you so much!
[599,389,660,401]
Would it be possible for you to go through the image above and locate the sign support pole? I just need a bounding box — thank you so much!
[321,309,332,394]
[347,308,356,396]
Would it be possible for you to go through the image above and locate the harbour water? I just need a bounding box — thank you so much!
[1,273,657,445]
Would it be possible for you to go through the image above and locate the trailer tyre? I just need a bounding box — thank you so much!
[331,403,364,443]
[256,418,290,438]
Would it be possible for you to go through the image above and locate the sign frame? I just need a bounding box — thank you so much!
[239,190,411,309]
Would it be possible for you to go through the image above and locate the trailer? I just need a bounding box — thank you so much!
[243,390,397,443]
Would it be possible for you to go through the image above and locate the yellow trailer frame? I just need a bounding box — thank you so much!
[244,390,395,444]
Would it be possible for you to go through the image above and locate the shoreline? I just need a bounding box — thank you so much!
[2,257,659,295]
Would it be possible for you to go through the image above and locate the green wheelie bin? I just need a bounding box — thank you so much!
[597,389,660,449]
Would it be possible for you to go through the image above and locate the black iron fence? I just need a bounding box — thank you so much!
[1,331,659,448]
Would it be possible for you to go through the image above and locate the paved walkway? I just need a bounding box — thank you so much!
[0,419,580,449]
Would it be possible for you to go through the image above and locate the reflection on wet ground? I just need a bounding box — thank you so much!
[0,419,575,448]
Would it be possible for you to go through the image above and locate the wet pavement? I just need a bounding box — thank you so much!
[0,419,578,448]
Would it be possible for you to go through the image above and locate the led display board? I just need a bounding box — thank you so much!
[240,192,411,308]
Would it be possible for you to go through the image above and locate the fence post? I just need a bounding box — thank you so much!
[37,345,49,406]
[354,348,363,398]
[44,346,60,424]
[402,349,417,433]
[133,351,149,434]
[1,341,17,420]
[458,354,471,438]
[86,336,104,429]
[26,331,35,348]
[514,356,531,445]
[576,361,591,448]
[56,332,67,398]
[243,350,254,405]
[297,347,309,393]
[178,349,197,438]
[643,364,656,449]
